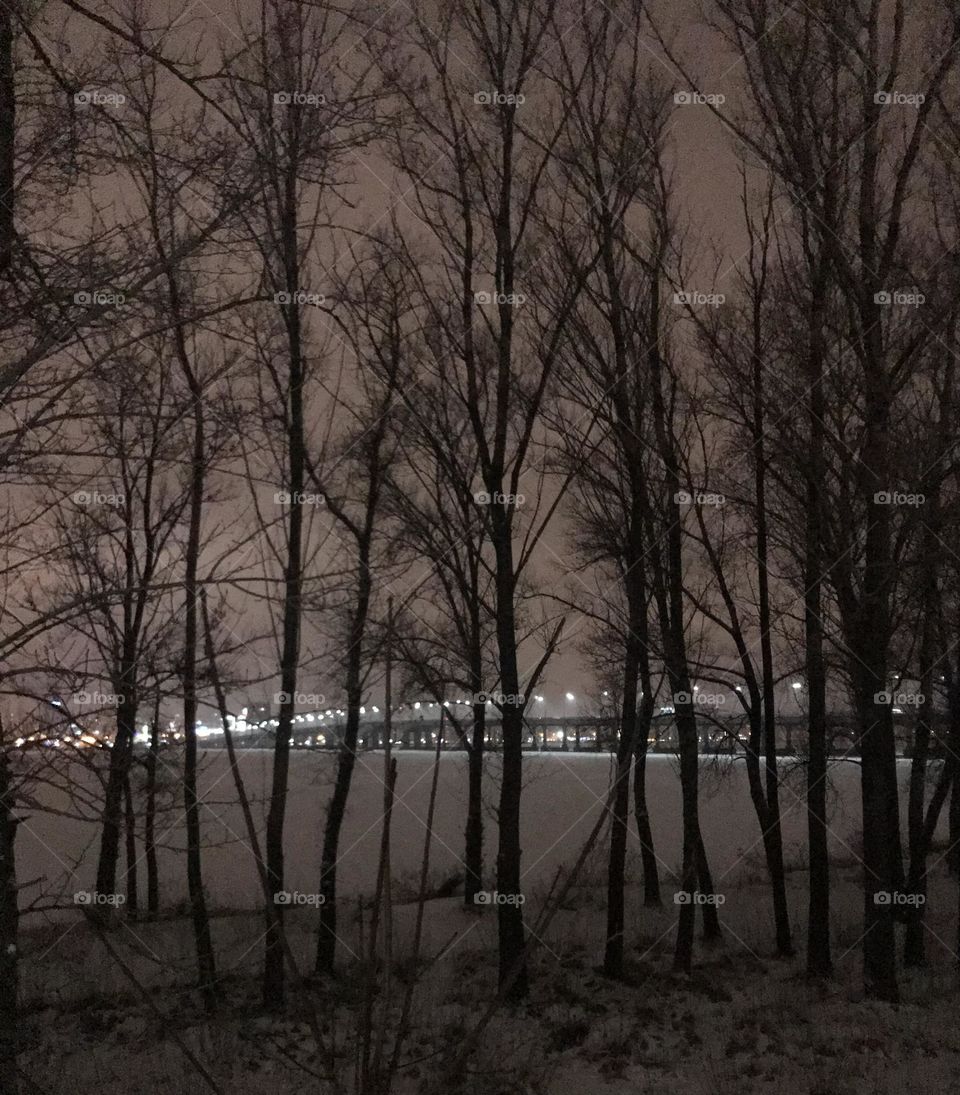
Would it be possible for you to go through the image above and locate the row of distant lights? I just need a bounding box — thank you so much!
[13,679,927,748]
[256,696,571,727]
[252,682,824,726]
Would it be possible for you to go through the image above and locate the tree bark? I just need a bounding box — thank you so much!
[603,518,645,976]
[697,834,722,942]
[182,397,216,1009]
[804,255,832,979]
[145,702,159,917]
[0,1,15,274]
[263,146,307,1008]
[0,747,19,1095]
[491,516,528,999]
[633,692,660,907]
[463,695,486,908]
[96,691,137,903]
[315,557,374,974]
[123,774,138,917]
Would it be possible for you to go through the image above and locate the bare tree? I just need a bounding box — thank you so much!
[309,237,410,975]
[372,0,594,996]
[219,0,381,1007]
[658,0,960,1002]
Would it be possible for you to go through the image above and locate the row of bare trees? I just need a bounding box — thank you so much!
[3,8,960,1091]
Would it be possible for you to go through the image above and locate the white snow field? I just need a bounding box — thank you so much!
[13,751,960,1094]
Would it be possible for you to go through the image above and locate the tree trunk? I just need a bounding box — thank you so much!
[96,692,137,903]
[643,276,699,974]
[905,464,945,965]
[491,512,527,999]
[905,763,951,966]
[804,268,832,979]
[182,399,216,1010]
[602,686,636,978]
[751,344,792,956]
[603,533,645,976]
[0,747,19,1095]
[852,387,900,1002]
[0,1,15,275]
[463,697,485,908]
[145,704,159,917]
[315,565,373,974]
[633,720,660,906]
[123,774,138,917]
[697,834,722,942]
[263,168,307,1007]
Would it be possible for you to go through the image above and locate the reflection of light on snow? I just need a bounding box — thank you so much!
[197,723,215,738]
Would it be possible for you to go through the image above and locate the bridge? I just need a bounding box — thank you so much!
[196,708,951,757]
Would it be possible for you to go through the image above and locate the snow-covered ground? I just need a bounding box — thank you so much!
[14,752,960,1094]
[15,750,897,911]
